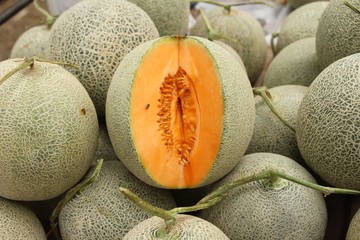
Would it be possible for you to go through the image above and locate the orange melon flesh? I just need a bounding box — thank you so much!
[130,37,224,188]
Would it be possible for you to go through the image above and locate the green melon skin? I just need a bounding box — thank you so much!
[106,36,255,189]
[246,85,308,164]
[190,7,267,84]
[275,1,328,54]
[316,0,360,70]
[264,38,321,87]
[346,208,360,240]
[93,123,118,164]
[0,197,46,240]
[296,53,360,190]
[59,160,176,240]
[288,0,329,9]
[0,59,99,201]
[48,0,159,116]
[127,0,189,36]
[213,40,246,73]
[123,214,229,239]
[10,25,50,59]
[199,152,327,240]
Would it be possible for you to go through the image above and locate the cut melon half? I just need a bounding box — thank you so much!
[106,36,255,189]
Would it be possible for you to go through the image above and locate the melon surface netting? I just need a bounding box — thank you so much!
[106,36,255,189]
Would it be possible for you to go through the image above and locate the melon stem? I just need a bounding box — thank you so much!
[192,0,274,11]
[344,0,360,14]
[0,57,79,86]
[271,32,279,55]
[252,86,296,133]
[198,8,245,48]
[49,159,104,240]
[33,0,57,28]
[119,169,360,231]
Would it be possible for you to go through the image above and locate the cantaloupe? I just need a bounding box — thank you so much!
[123,214,230,239]
[0,58,98,201]
[296,53,360,190]
[48,0,159,116]
[246,85,308,164]
[93,124,118,163]
[346,208,360,240]
[198,152,328,239]
[0,196,46,239]
[59,160,176,239]
[190,7,267,84]
[127,0,189,36]
[275,1,328,54]
[106,35,255,189]
[264,37,321,87]
[316,0,360,70]
[10,25,50,59]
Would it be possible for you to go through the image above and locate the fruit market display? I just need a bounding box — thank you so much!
[0,0,359,239]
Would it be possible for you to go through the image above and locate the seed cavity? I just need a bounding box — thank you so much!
[157,68,198,166]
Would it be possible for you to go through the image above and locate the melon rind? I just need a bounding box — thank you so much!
[48,0,159,116]
[346,208,360,240]
[296,53,360,190]
[316,0,360,70]
[127,0,189,36]
[264,38,321,87]
[0,59,99,201]
[106,36,255,188]
[0,197,46,239]
[199,152,327,239]
[10,25,50,59]
[288,0,328,9]
[123,214,229,239]
[276,1,328,54]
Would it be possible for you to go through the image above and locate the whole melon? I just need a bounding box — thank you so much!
[59,160,176,240]
[123,214,229,239]
[190,7,267,84]
[246,85,308,164]
[106,35,255,189]
[264,37,321,87]
[127,0,189,36]
[10,25,50,59]
[275,1,328,54]
[346,208,360,240]
[0,197,46,239]
[296,53,360,190]
[288,0,329,9]
[0,59,98,201]
[316,0,360,70]
[48,0,159,116]
[199,152,327,239]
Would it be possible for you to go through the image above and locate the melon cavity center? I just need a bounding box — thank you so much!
[157,67,198,166]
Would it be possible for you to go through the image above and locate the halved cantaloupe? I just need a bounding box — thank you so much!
[106,36,255,189]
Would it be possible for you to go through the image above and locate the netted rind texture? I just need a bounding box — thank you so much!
[246,85,308,164]
[264,38,321,88]
[128,0,189,36]
[296,53,360,189]
[48,0,159,116]
[10,25,50,59]
[0,59,98,201]
[106,36,255,188]
[288,0,329,9]
[316,0,360,70]
[93,123,118,164]
[0,197,46,240]
[276,2,328,54]
[346,209,360,240]
[213,40,246,72]
[123,214,230,239]
[190,8,267,84]
[199,152,327,240]
[59,161,176,240]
